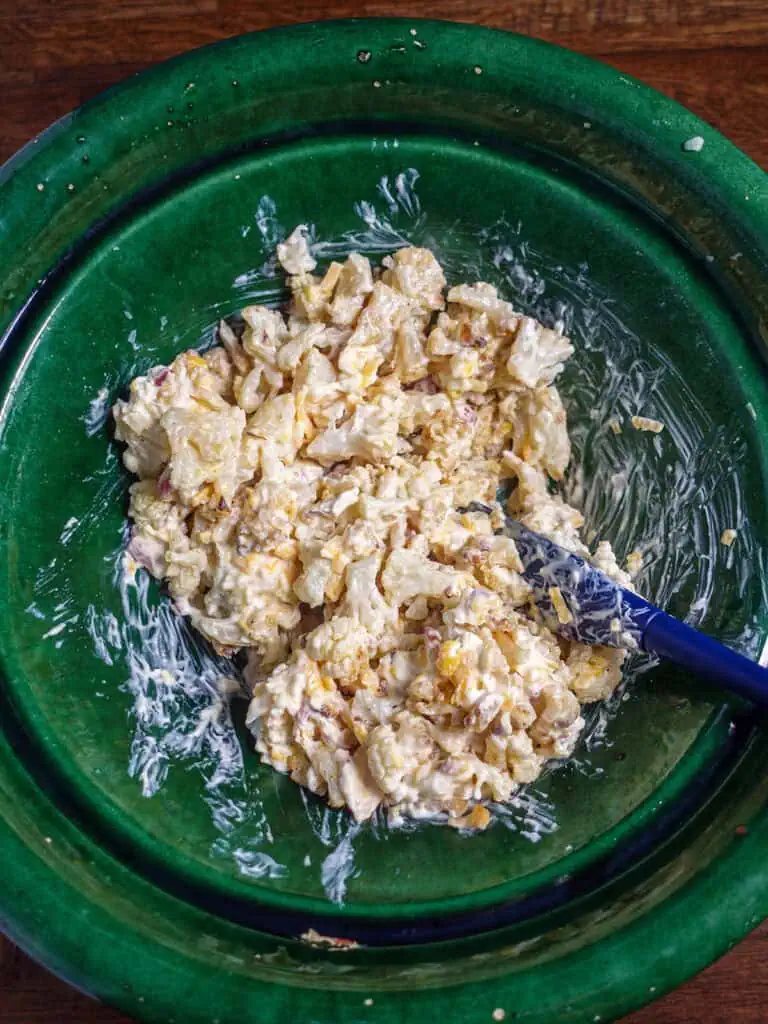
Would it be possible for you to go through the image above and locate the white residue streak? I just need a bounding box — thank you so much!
[311,169,423,260]
[42,621,67,638]
[229,849,287,880]
[59,516,80,545]
[89,557,244,797]
[491,789,558,843]
[320,822,362,905]
[230,195,293,300]
[82,386,110,437]
[85,547,282,876]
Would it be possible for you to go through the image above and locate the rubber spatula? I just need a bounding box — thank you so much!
[468,503,768,706]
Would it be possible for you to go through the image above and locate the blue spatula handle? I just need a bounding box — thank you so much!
[490,509,768,708]
[623,592,768,707]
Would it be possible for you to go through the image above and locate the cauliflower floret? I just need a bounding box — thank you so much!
[382,246,446,313]
[591,540,633,588]
[277,224,317,276]
[345,281,411,352]
[442,587,503,629]
[113,353,226,479]
[430,751,515,810]
[366,712,436,801]
[494,617,568,699]
[165,535,209,598]
[567,644,626,702]
[381,548,469,606]
[293,348,338,405]
[305,617,372,680]
[196,549,300,654]
[127,478,189,545]
[294,557,333,607]
[247,649,318,723]
[241,305,287,359]
[247,393,303,463]
[329,253,374,326]
[505,316,574,389]
[306,396,401,463]
[163,402,245,505]
[510,386,571,481]
[393,322,430,382]
[338,555,398,640]
[447,282,519,326]
[504,453,587,554]
[340,748,384,821]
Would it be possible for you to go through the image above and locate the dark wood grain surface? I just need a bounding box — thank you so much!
[1,2,766,1022]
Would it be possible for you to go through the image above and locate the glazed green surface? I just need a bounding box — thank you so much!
[0,18,767,1024]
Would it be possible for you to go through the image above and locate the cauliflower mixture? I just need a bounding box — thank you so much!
[114,228,630,828]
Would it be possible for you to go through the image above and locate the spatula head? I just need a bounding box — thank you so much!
[467,503,647,649]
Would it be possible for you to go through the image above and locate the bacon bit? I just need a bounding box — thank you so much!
[455,403,478,425]
[408,375,439,394]
[463,536,492,565]
[127,534,164,574]
[735,825,748,836]
[153,368,169,386]
[296,702,311,729]
[158,472,172,497]
[211,640,239,658]
[422,626,441,651]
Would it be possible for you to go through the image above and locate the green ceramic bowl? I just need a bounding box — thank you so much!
[1,18,767,1024]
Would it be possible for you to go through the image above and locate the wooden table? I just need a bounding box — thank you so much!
[1,2,766,1021]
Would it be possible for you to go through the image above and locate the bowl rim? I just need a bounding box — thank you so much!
[0,17,767,1024]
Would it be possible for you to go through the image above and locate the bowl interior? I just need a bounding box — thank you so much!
[1,130,766,920]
